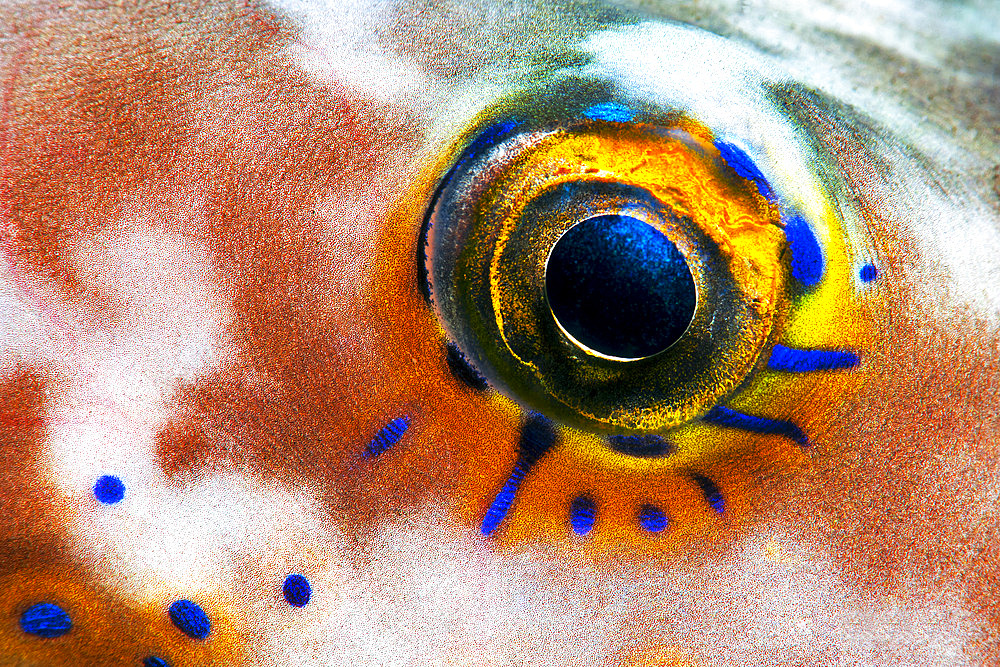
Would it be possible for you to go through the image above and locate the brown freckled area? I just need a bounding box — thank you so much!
[0,368,64,570]
[3,5,195,300]
[0,0,493,540]
[107,0,525,534]
[2,0,496,534]
[768,106,1000,662]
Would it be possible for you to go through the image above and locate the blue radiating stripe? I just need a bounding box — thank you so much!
[703,406,808,447]
[606,434,672,457]
[691,474,725,514]
[714,140,775,201]
[481,414,557,536]
[767,345,860,372]
[584,103,636,123]
[570,495,596,536]
[481,463,527,536]
[784,213,824,286]
[363,416,411,458]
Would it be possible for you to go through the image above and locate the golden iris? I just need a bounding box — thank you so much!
[424,115,787,435]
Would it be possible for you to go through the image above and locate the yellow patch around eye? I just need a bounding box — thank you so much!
[364,101,883,553]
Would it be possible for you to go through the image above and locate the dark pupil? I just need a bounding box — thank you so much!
[545,214,697,359]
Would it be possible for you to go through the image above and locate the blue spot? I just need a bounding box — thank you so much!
[19,603,72,638]
[703,406,808,447]
[691,474,725,514]
[94,475,125,504]
[481,477,520,536]
[638,505,668,533]
[570,496,596,536]
[767,345,860,372]
[714,141,775,200]
[783,214,824,287]
[481,414,557,536]
[583,102,635,123]
[363,416,410,458]
[168,599,210,640]
[859,264,878,282]
[143,658,171,667]
[283,574,311,607]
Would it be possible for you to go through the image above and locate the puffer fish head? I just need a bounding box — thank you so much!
[0,1,998,665]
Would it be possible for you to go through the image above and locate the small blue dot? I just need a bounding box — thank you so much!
[168,599,211,640]
[143,658,171,667]
[859,264,878,282]
[283,574,311,607]
[638,504,668,533]
[94,475,125,504]
[19,602,72,638]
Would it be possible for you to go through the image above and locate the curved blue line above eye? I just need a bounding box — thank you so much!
[783,213,824,287]
[583,102,636,123]
[419,119,521,304]
[703,406,808,447]
[363,416,411,459]
[570,495,596,535]
[714,140,776,201]
[767,345,860,372]
[456,119,520,172]
[19,603,72,638]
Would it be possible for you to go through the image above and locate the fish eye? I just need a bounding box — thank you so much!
[421,71,875,448]
[423,96,791,436]
[403,23,899,543]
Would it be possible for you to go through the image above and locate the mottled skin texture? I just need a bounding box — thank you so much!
[0,1,998,665]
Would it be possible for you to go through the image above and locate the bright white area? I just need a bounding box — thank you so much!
[245,505,976,666]
[269,0,445,108]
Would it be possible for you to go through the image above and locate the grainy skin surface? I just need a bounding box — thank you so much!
[0,1,998,665]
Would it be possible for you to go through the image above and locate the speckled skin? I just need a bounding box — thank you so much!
[0,1,998,665]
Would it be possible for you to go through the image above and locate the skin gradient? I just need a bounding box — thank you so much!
[0,0,998,665]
